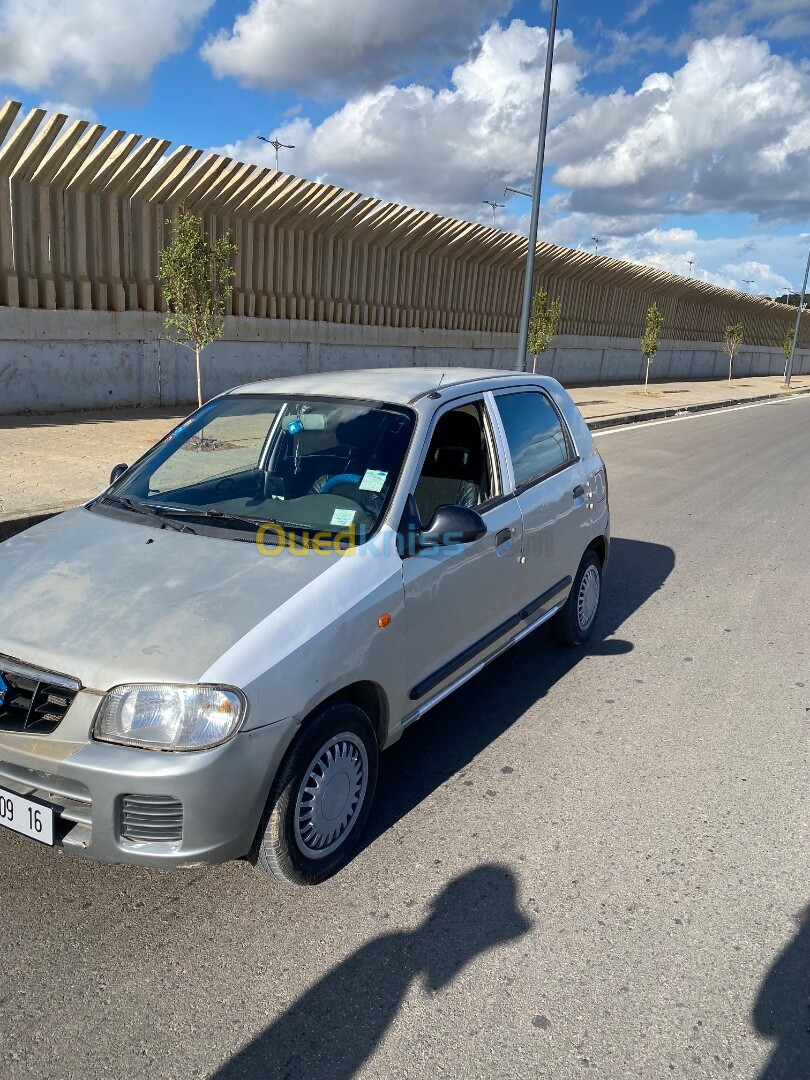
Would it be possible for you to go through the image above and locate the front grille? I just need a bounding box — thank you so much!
[121,795,184,844]
[0,656,81,735]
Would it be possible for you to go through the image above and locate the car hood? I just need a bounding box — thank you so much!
[0,508,339,689]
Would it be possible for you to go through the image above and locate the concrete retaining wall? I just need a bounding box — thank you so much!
[0,309,807,414]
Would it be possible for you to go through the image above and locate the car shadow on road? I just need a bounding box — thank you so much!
[211,863,530,1080]
[362,535,675,852]
[752,905,810,1079]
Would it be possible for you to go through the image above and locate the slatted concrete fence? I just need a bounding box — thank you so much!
[0,99,806,348]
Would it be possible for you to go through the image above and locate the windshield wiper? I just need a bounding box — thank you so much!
[154,507,268,530]
[98,495,193,534]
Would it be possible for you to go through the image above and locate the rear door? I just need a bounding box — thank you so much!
[492,388,589,615]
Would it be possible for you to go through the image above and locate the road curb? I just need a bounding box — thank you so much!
[586,386,810,431]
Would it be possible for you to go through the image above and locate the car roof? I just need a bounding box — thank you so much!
[228,367,553,406]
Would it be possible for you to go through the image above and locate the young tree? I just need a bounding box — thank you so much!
[723,323,744,384]
[641,302,663,394]
[783,326,795,379]
[527,290,562,374]
[159,211,237,409]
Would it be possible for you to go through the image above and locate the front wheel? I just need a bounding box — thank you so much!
[251,701,378,885]
[551,548,603,646]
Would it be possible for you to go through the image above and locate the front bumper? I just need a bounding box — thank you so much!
[0,690,298,867]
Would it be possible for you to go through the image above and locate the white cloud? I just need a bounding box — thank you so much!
[592,27,666,74]
[211,20,582,216]
[0,0,212,100]
[689,0,810,41]
[202,0,513,99]
[550,36,810,223]
[572,226,801,294]
[209,21,809,293]
[38,101,98,124]
[496,209,801,295]
[626,0,663,24]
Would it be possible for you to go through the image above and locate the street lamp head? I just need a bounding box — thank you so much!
[258,136,295,150]
[257,136,295,170]
[482,199,506,225]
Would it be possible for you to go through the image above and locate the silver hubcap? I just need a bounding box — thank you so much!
[294,733,368,859]
[577,565,601,631]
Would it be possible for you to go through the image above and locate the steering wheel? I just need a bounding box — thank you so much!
[319,473,363,494]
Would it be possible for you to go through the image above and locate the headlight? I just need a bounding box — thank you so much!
[95,684,246,751]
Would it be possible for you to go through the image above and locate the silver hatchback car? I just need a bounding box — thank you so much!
[0,368,609,885]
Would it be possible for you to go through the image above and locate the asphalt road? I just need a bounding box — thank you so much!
[1,395,808,1080]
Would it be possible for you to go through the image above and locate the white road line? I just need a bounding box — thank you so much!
[592,392,809,437]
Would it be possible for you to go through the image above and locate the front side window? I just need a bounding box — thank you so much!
[98,394,415,538]
[495,391,572,489]
[413,400,498,526]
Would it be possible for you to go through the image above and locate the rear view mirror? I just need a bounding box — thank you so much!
[109,463,128,485]
[263,473,285,500]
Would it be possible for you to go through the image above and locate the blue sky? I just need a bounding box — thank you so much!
[0,0,808,293]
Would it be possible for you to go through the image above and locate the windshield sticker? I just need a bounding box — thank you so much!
[330,508,356,527]
[359,469,387,492]
[162,422,187,442]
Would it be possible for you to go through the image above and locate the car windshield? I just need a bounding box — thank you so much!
[100,394,415,539]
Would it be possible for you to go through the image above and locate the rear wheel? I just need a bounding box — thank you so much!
[551,548,603,646]
[251,701,378,886]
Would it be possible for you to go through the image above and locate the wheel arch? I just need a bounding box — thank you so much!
[586,534,608,568]
[306,680,390,749]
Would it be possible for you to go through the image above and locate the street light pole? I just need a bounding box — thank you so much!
[592,236,600,256]
[515,0,558,372]
[482,199,506,225]
[784,244,810,388]
[258,135,295,171]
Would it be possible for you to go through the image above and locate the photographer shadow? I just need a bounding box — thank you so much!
[212,864,530,1080]
[753,905,810,1079]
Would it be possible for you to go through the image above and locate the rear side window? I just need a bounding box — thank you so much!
[495,391,573,489]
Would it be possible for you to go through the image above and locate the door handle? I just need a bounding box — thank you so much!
[495,528,512,547]
[572,484,585,499]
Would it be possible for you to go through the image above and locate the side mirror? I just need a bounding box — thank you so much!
[418,504,487,549]
[109,463,128,485]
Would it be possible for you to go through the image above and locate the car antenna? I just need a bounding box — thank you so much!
[428,373,446,400]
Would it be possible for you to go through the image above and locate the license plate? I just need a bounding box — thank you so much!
[0,786,54,845]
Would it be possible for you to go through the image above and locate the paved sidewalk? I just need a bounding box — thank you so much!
[1,373,806,538]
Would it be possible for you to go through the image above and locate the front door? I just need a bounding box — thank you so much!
[402,397,524,706]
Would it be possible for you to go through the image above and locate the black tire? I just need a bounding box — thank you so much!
[551,548,603,646]
[250,701,379,886]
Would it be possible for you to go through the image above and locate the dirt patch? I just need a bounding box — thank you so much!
[183,435,239,452]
